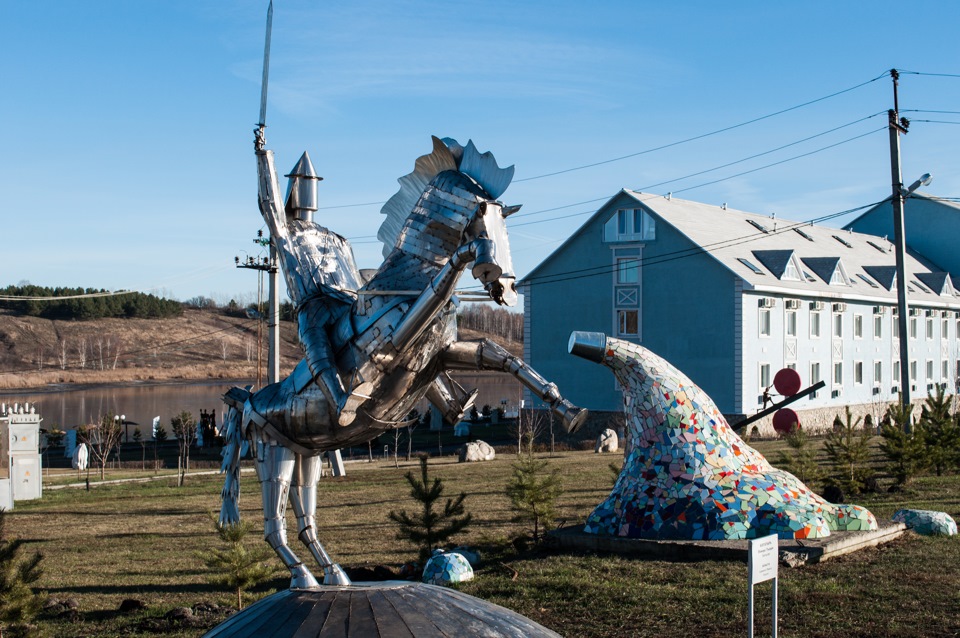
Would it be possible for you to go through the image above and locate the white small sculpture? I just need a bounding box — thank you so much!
[72,443,89,471]
[595,428,619,453]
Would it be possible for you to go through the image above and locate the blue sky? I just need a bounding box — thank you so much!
[3,1,959,305]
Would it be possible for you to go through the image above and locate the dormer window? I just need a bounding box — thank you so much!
[604,208,656,242]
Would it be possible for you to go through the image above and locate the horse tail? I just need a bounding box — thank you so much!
[219,388,251,527]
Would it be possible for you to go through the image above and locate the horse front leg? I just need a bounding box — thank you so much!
[441,339,589,433]
[252,434,319,589]
[289,453,351,586]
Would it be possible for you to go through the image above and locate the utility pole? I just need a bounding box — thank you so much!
[888,69,912,423]
[235,230,279,388]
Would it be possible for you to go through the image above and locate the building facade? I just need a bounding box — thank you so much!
[520,190,960,432]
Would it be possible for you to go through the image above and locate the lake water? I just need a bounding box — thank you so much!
[0,374,523,437]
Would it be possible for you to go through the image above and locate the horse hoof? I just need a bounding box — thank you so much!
[556,404,589,433]
[290,569,320,590]
[337,409,357,426]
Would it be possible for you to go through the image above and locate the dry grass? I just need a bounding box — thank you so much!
[7,443,960,637]
[0,309,304,390]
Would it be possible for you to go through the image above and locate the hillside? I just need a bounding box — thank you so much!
[0,309,522,390]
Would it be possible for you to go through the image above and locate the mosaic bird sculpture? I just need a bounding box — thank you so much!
[569,332,877,540]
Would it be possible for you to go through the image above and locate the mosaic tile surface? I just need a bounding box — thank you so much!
[582,336,877,540]
[422,551,474,585]
[892,509,958,536]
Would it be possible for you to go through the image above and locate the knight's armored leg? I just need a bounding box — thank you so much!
[299,298,371,426]
[425,373,480,425]
[289,453,351,586]
[253,434,319,589]
[442,339,589,433]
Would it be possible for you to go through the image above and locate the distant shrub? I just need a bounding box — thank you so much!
[0,285,182,320]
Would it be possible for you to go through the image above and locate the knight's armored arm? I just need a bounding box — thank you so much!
[391,238,495,352]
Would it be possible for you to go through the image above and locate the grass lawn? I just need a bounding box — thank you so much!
[6,440,960,637]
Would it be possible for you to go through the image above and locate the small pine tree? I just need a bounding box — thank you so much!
[0,509,44,637]
[823,407,874,495]
[776,424,823,485]
[200,522,275,610]
[388,456,472,565]
[506,435,563,543]
[919,385,960,476]
[879,400,926,488]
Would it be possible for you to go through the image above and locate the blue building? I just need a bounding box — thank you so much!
[520,190,960,432]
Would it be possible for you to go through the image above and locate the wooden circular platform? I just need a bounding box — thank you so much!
[202,581,562,638]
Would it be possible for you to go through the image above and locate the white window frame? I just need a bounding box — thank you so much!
[874,314,882,340]
[833,361,843,387]
[853,314,863,339]
[785,310,797,337]
[893,360,901,383]
[810,311,821,338]
[810,362,821,398]
[926,359,934,382]
[910,360,918,383]
[617,309,639,336]
[833,312,843,338]
[854,361,863,385]
[943,359,949,382]
[759,308,772,338]
[616,258,639,284]
[926,317,934,340]
[910,317,918,339]
[759,363,771,392]
[874,360,882,386]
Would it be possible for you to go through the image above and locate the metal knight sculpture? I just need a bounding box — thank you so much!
[219,122,588,587]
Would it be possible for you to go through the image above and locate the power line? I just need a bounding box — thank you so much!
[513,72,890,182]
[508,126,885,230]
[510,112,885,222]
[897,70,960,79]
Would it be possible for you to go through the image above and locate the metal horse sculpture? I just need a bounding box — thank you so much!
[219,134,588,589]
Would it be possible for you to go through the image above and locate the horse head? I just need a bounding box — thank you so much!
[463,199,519,307]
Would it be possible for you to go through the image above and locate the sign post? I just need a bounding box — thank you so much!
[748,534,779,638]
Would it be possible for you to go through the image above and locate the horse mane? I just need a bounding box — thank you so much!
[376,136,515,258]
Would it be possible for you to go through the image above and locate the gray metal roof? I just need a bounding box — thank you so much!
[521,189,959,308]
[624,190,959,306]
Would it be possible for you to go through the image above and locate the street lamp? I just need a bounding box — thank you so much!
[115,414,127,442]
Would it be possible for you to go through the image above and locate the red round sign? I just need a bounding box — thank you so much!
[773,408,800,435]
[773,367,802,397]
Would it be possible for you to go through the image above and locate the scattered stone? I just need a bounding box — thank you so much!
[595,428,619,453]
[892,509,958,536]
[458,440,495,462]
[118,598,147,614]
[778,550,808,568]
[165,607,194,621]
[422,550,474,586]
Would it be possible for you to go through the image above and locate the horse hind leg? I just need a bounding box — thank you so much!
[254,437,319,589]
[290,453,352,586]
[442,339,589,432]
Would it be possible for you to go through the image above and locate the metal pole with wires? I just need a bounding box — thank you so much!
[888,69,933,430]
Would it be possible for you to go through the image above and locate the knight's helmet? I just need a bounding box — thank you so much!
[284,151,322,223]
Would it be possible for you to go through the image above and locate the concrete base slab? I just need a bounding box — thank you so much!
[547,522,907,566]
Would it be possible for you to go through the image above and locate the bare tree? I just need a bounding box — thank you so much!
[96,337,104,370]
[171,411,197,487]
[35,346,43,371]
[511,407,548,457]
[220,338,230,363]
[57,339,68,370]
[245,338,254,362]
[111,336,123,370]
[76,338,87,369]
[77,413,124,480]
